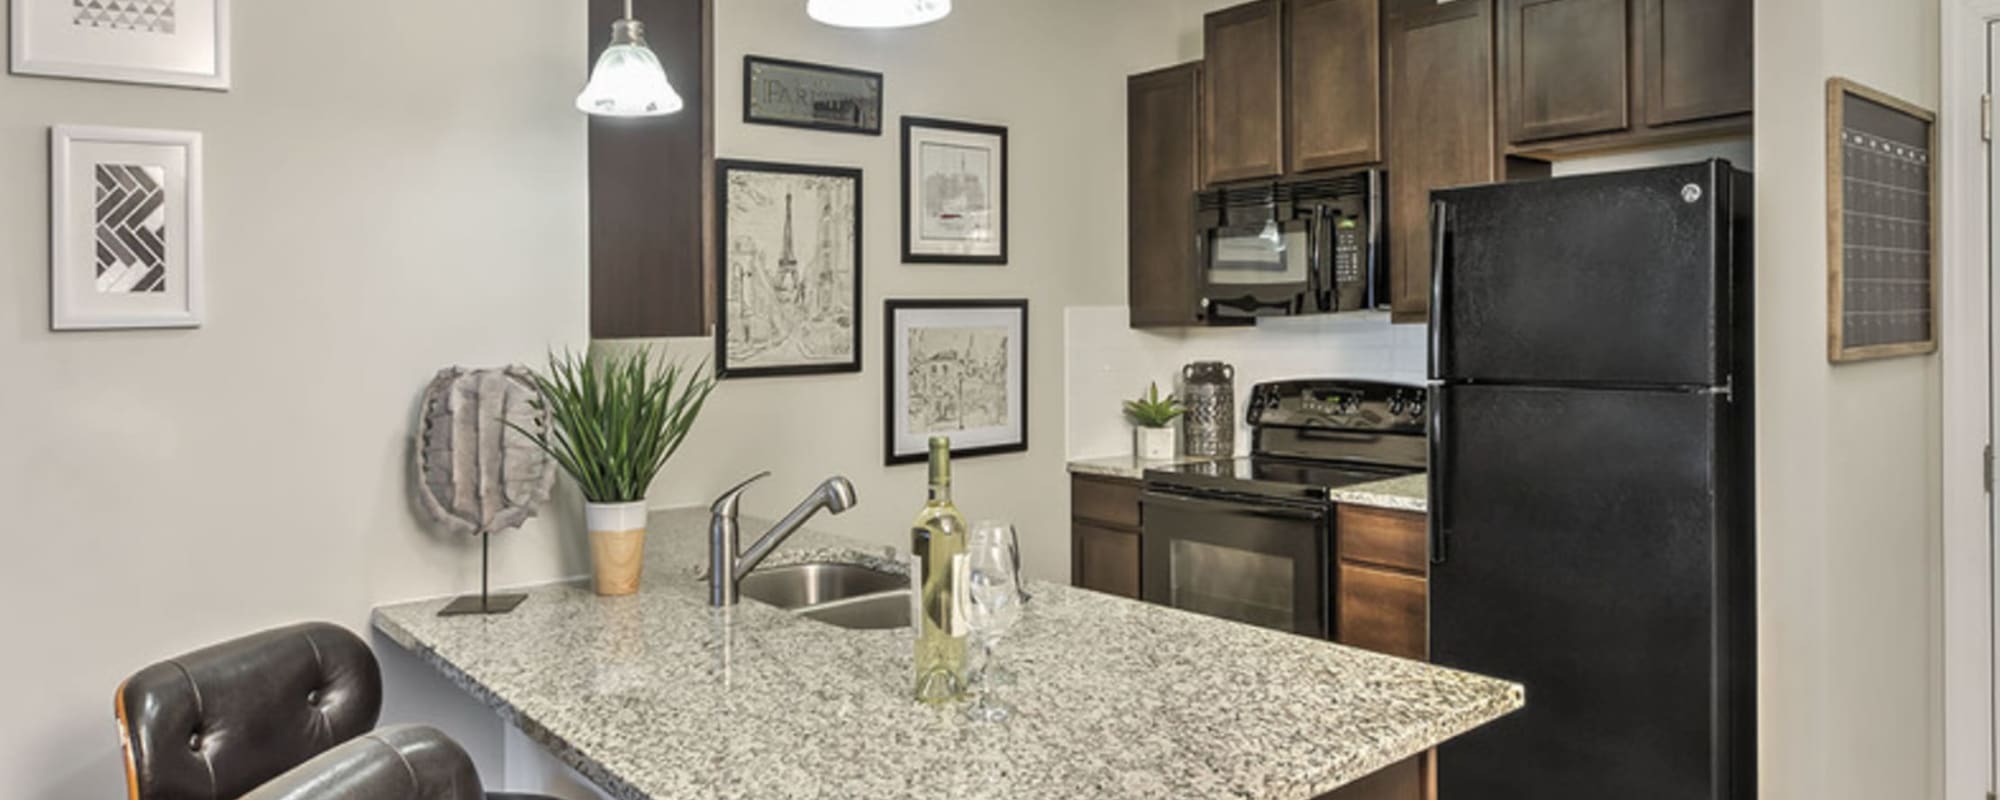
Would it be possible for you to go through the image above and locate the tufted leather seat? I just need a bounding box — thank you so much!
[115,622,555,800]
[238,726,483,800]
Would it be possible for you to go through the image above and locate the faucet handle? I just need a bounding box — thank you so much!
[711,471,773,516]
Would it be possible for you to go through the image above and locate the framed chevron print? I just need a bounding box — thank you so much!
[11,0,230,90]
[50,126,204,330]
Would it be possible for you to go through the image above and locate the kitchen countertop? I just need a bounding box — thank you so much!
[1065,453,1216,481]
[1328,473,1429,513]
[373,507,1517,800]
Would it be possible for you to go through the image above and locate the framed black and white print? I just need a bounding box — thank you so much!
[744,56,883,135]
[885,300,1028,465]
[901,117,1007,264]
[50,126,204,330]
[716,160,863,379]
[12,0,231,90]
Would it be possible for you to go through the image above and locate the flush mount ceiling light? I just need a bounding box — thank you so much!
[807,0,952,29]
[577,0,685,117]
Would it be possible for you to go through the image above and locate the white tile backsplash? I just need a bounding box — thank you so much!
[1065,306,1428,459]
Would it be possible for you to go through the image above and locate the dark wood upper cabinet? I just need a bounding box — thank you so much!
[1384,0,1499,322]
[1288,0,1383,172]
[1203,0,1287,185]
[1501,0,1630,144]
[589,0,714,339]
[1637,0,1752,127]
[1129,63,1205,328]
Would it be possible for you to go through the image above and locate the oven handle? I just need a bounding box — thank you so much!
[1141,489,1326,522]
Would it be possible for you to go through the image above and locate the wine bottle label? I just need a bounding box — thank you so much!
[949,553,969,639]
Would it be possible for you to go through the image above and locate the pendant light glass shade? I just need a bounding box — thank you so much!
[807,0,952,29]
[577,18,684,117]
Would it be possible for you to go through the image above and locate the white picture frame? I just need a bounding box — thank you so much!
[51,125,205,330]
[884,299,1028,464]
[12,0,231,90]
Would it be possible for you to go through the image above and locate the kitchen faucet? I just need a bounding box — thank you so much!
[708,472,858,606]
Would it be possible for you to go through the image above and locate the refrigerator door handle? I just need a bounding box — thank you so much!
[1428,385,1450,565]
[1428,198,1451,379]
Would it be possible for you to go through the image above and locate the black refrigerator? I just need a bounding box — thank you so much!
[1427,160,1755,799]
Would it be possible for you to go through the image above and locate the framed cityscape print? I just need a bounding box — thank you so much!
[12,0,231,90]
[50,125,204,330]
[715,159,863,379]
[744,55,883,135]
[884,299,1028,465]
[901,117,1007,264]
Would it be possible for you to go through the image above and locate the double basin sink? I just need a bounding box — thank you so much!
[738,562,911,630]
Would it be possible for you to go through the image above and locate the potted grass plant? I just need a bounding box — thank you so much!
[514,347,716,596]
[1124,382,1185,460]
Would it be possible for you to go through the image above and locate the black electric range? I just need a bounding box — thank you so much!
[1138,379,1428,637]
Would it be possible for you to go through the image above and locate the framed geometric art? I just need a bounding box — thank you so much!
[12,0,231,90]
[884,299,1028,465]
[901,117,1008,264]
[1827,77,1938,362]
[715,159,863,378]
[50,125,204,330]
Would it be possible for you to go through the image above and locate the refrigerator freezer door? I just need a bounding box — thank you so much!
[1431,161,1738,387]
[1429,383,1744,798]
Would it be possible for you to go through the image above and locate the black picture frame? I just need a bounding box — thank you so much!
[883,299,1030,465]
[715,159,865,379]
[743,55,884,136]
[901,116,1009,265]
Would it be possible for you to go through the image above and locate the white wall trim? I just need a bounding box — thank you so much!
[1942,3,1998,797]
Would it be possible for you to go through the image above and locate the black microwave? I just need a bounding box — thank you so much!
[1193,168,1385,324]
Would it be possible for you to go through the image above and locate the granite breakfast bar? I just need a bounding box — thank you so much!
[373,508,1520,800]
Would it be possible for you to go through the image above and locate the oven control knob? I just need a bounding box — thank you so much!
[1409,398,1426,418]
[1389,395,1408,415]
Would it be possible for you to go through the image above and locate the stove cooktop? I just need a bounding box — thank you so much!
[1143,456,1416,504]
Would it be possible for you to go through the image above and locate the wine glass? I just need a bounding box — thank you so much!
[963,521,1023,723]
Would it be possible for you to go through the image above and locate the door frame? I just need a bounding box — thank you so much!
[1942,2,1998,797]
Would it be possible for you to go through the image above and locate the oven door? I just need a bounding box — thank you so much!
[1139,489,1330,638]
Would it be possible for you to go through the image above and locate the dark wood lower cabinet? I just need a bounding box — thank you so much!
[1331,504,1434,800]
[1071,475,1144,598]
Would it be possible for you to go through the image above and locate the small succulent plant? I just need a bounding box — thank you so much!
[1123,382,1186,429]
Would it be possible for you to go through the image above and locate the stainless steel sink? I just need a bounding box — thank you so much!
[738,562,911,630]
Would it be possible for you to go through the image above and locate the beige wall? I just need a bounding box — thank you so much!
[630,0,1213,583]
[0,1,591,795]
[1754,0,1945,797]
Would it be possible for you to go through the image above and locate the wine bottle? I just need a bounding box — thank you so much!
[911,436,969,705]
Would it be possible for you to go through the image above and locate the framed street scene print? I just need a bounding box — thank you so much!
[744,55,883,135]
[885,299,1028,464]
[716,159,863,378]
[12,0,231,90]
[901,117,1007,264]
[50,126,204,330]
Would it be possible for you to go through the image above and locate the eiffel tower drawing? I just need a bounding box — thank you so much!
[774,193,803,305]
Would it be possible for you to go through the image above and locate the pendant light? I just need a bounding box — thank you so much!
[807,0,952,29]
[577,0,684,117]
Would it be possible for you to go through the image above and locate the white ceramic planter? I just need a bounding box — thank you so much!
[585,501,650,596]
[1134,426,1177,460]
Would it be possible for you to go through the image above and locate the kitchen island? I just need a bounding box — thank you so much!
[373,508,1520,800]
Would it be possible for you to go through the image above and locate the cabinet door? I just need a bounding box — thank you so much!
[1129,64,1205,328]
[1204,0,1287,185]
[1337,563,1428,660]
[1637,0,1751,126]
[1288,0,1382,172]
[1384,0,1498,321]
[1501,0,1629,144]
[1320,756,1425,800]
[1073,523,1141,599]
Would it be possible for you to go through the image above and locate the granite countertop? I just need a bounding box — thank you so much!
[373,508,1517,800]
[1066,454,1217,481]
[1328,473,1429,513]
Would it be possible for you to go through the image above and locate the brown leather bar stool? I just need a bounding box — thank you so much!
[115,622,556,800]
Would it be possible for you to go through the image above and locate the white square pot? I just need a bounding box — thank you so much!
[1134,427,1177,460]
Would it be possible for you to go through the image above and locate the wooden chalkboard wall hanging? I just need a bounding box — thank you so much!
[1827,77,1939,362]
